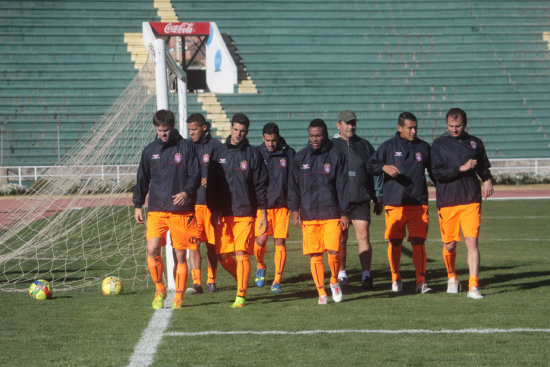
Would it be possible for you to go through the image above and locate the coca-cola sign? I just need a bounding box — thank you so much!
[150,22,210,36]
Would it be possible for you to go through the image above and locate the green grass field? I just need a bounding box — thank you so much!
[1,199,549,366]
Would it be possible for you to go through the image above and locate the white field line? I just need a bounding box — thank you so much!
[127,291,175,367]
[165,328,550,337]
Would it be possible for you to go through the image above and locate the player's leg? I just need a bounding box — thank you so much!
[438,206,461,293]
[145,212,168,308]
[352,218,373,289]
[385,206,405,292]
[323,219,343,303]
[232,217,254,308]
[461,203,483,299]
[254,234,268,287]
[338,227,349,285]
[216,217,237,280]
[408,205,432,293]
[205,243,218,292]
[186,245,203,294]
[172,249,188,308]
[303,221,328,304]
[271,208,289,293]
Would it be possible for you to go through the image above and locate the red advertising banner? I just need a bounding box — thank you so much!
[149,22,210,35]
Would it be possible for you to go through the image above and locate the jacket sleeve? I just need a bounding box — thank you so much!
[336,151,350,216]
[425,143,435,184]
[253,150,269,210]
[430,139,461,183]
[364,140,383,203]
[475,140,492,182]
[287,153,300,212]
[183,142,201,197]
[133,149,150,208]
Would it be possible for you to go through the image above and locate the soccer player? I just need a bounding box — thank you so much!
[253,122,295,294]
[133,109,201,309]
[288,118,350,305]
[431,107,494,300]
[185,113,221,294]
[367,112,433,294]
[206,113,268,308]
[331,110,383,289]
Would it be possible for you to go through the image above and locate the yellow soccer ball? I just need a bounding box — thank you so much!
[101,276,123,295]
[29,279,52,300]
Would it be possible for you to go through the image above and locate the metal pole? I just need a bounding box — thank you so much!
[177,78,188,138]
[153,39,169,111]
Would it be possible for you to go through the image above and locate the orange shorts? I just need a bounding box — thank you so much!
[384,205,429,240]
[195,204,216,244]
[301,219,342,255]
[437,203,481,243]
[215,216,255,255]
[146,211,200,251]
[254,208,290,238]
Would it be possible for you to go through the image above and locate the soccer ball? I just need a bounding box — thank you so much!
[101,276,123,295]
[29,279,52,300]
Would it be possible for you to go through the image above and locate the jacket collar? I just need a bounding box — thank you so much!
[225,135,250,150]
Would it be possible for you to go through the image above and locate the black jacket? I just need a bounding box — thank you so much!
[367,132,432,206]
[206,136,268,217]
[288,139,349,221]
[431,131,492,208]
[331,134,383,204]
[133,130,200,212]
[256,137,295,209]
[193,131,222,206]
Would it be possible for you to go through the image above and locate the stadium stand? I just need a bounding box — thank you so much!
[1,0,549,166]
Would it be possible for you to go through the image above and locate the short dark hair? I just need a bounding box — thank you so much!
[187,113,209,128]
[446,107,468,126]
[153,109,175,128]
[231,113,250,129]
[398,111,417,126]
[308,118,328,140]
[262,122,280,136]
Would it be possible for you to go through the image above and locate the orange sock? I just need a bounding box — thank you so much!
[443,247,457,280]
[207,266,216,284]
[310,255,326,297]
[273,245,287,284]
[387,243,402,282]
[147,255,165,292]
[254,241,267,269]
[327,252,341,285]
[236,254,250,298]
[412,244,427,286]
[174,262,188,301]
[191,269,202,286]
[468,276,479,290]
[219,255,238,280]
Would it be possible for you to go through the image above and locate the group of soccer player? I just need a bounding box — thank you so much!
[133,106,494,309]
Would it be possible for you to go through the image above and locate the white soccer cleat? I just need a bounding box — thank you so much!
[391,280,403,293]
[318,295,329,305]
[330,282,343,303]
[467,287,484,300]
[447,277,461,293]
[416,282,433,294]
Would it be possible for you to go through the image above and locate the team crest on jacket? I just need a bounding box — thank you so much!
[280,158,287,167]
[324,163,331,174]
[470,140,477,149]
[415,152,422,161]
[240,160,248,170]
[174,153,182,163]
[202,153,210,163]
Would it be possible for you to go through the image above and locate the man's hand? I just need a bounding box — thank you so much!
[172,192,189,206]
[460,159,477,172]
[134,208,144,224]
[257,209,268,235]
[201,178,208,188]
[373,202,384,216]
[292,211,302,229]
[482,179,494,199]
[382,165,400,178]
[339,215,351,230]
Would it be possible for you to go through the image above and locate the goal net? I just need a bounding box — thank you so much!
[0,56,182,293]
